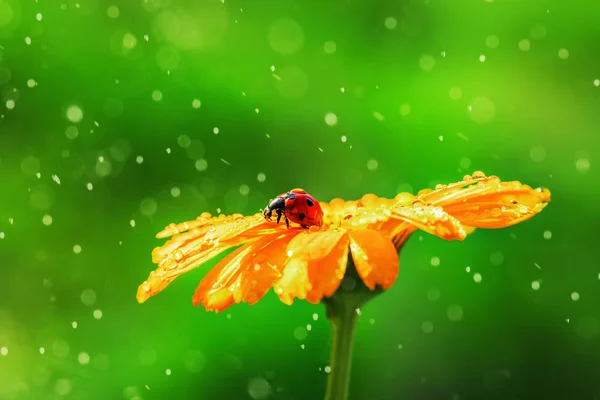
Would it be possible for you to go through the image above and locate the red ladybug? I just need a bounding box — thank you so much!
[263,188,323,229]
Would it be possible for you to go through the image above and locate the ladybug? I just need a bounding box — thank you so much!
[263,188,323,229]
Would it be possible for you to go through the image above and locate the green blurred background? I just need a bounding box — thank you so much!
[1,0,599,399]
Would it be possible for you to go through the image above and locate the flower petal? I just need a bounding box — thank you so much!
[137,215,276,304]
[193,231,299,312]
[391,205,467,241]
[417,173,551,228]
[349,230,399,290]
[274,230,350,305]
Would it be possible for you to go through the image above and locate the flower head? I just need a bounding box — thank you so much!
[136,171,550,312]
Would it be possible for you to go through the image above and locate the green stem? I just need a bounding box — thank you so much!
[322,259,383,400]
[324,300,359,400]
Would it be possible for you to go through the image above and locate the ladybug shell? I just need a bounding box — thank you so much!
[283,191,323,227]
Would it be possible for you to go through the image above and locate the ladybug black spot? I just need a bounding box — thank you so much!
[298,213,306,221]
[306,198,314,207]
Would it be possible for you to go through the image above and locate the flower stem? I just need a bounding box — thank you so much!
[324,299,359,400]
[322,259,383,400]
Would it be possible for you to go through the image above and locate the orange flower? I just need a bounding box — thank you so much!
[136,171,550,312]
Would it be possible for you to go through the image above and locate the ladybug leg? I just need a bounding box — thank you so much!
[301,224,308,229]
[285,215,290,229]
[276,209,283,224]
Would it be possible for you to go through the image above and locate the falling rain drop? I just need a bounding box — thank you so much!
[324,112,338,126]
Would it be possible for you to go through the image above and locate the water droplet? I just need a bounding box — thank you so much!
[195,159,208,171]
[421,321,434,333]
[324,366,331,373]
[543,230,552,239]
[78,352,90,365]
[293,326,307,340]
[518,39,531,51]
[325,112,338,126]
[42,215,53,226]
[66,105,83,123]
[192,99,201,108]
[399,103,411,116]
[366,159,378,171]
[384,16,397,30]
[575,158,590,174]
[473,273,482,283]
[166,368,172,375]
[479,54,486,62]
[558,48,569,60]
[107,5,119,18]
[419,55,435,71]
[447,305,464,321]
[151,90,162,101]
[55,379,72,396]
[248,377,271,400]
[0,346,7,356]
[530,145,546,162]
[486,35,499,48]
[73,244,82,254]
[93,309,103,319]
[531,280,540,290]
[571,292,580,301]
[136,156,144,164]
[430,257,440,267]
[324,40,336,54]
[81,289,97,306]
[312,313,319,321]
[257,173,266,182]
